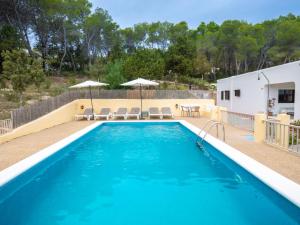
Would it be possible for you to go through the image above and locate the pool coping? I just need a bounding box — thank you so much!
[0,120,300,208]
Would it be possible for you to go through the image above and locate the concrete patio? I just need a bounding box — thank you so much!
[0,117,300,184]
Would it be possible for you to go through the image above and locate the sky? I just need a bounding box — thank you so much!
[91,0,300,28]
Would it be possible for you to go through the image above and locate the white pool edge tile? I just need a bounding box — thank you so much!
[0,122,103,186]
[179,120,300,208]
[0,120,300,208]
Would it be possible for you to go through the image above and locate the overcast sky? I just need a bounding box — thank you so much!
[91,0,300,28]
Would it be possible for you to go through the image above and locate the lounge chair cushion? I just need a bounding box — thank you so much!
[161,107,172,115]
[129,107,140,114]
[83,108,93,115]
[99,108,110,115]
[149,107,160,114]
[116,108,127,114]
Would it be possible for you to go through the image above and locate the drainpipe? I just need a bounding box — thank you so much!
[258,71,270,119]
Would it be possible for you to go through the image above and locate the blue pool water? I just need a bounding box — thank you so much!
[0,122,299,225]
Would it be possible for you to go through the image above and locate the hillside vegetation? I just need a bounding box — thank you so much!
[0,1,300,116]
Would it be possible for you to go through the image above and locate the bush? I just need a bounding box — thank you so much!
[49,86,65,96]
[177,76,210,89]
[43,78,52,89]
[122,49,165,80]
[1,49,45,102]
[291,120,300,126]
[105,60,125,89]
[3,91,19,102]
[67,76,77,85]
[87,58,106,80]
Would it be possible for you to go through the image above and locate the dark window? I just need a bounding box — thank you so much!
[234,89,241,97]
[278,90,295,103]
[221,91,224,100]
[225,90,230,100]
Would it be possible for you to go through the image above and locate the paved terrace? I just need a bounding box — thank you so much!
[0,117,300,184]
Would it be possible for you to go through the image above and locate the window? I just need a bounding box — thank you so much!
[234,89,241,97]
[221,90,230,100]
[278,89,295,103]
[225,90,230,100]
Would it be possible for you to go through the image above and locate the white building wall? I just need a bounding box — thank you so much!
[217,61,300,119]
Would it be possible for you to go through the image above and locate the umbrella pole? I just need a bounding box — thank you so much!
[140,84,143,119]
[89,86,94,118]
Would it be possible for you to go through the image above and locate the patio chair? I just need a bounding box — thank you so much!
[180,105,190,117]
[161,107,174,119]
[149,107,163,119]
[113,108,128,120]
[127,107,141,119]
[191,106,200,117]
[75,108,93,121]
[94,108,111,120]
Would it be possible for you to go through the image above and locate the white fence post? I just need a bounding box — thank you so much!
[0,119,13,135]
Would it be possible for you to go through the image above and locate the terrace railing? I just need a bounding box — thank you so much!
[9,89,212,129]
[265,120,300,154]
[0,119,13,135]
[221,110,255,132]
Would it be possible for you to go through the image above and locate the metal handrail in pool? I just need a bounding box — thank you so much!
[196,120,226,147]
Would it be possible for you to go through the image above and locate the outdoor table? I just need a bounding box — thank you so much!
[180,104,200,117]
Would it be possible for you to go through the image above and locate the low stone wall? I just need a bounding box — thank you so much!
[75,99,215,116]
[0,98,215,144]
[0,101,77,144]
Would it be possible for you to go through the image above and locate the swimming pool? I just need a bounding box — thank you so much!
[0,121,300,225]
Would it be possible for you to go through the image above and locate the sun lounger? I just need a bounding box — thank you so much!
[149,107,163,119]
[161,107,174,118]
[113,108,127,120]
[94,108,111,120]
[75,108,93,121]
[127,107,141,119]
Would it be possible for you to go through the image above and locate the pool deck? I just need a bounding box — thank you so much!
[0,117,300,184]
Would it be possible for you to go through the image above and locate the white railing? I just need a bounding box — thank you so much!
[0,119,13,135]
[221,110,255,132]
[265,120,300,154]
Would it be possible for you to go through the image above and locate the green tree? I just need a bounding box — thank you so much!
[29,59,46,90]
[2,49,45,102]
[123,49,165,80]
[105,60,125,89]
[193,53,211,79]
[83,8,120,69]
[0,25,22,75]
[165,22,196,78]
[275,17,300,62]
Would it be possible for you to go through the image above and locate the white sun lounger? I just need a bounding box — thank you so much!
[75,108,93,121]
[161,107,174,118]
[127,107,141,119]
[94,108,111,120]
[149,107,163,119]
[113,108,127,120]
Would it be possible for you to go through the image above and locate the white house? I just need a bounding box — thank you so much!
[217,60,300,120]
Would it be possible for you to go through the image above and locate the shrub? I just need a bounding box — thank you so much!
[291,120,300,126]
[3,91,19,102]
[1,49,45,102]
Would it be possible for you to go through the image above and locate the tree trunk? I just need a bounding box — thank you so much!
[59,25,67,74]
[244,58,248,72]
[86,31,96,71]
[235,54,240,75]
[12,3,33,56]
[68,49,76,72]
